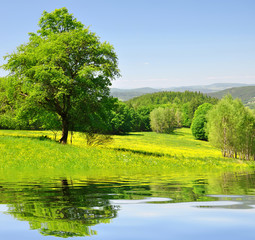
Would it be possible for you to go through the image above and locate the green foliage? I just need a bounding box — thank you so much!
[207,95,237,154]
[108,101,133,134]
[127,91,218,109]
[106,101,153,134]
[2,8,120,143]
[0,76,61,132]
[0,77,27,129]
[136,106,153,131]
[191,115,207,140]
[37,7,84,36]
[150,107,181,133]
[207,95,255,160]
[181,103,192,127]
[191,103,213,140]
[127,91,218,128]
[193,102,213,117]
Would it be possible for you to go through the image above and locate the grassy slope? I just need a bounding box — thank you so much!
[107,128,221,159]
[0,128,253,176]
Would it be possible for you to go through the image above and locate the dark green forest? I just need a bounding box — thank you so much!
[127,91,218,108]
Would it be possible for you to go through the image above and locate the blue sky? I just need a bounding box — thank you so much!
[1,0,255,88]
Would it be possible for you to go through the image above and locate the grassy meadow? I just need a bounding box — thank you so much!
[0,128,253,178]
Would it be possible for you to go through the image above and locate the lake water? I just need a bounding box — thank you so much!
[1,171,255,239]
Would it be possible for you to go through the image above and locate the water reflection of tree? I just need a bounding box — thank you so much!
[209,172,255,195]
[149,178,211,202]
[2,179,120,238]
[1,173,255,237]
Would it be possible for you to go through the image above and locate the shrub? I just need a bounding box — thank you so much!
[150,107,181,133]
[191,103,213,140]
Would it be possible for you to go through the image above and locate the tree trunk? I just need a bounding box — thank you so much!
[70,131,73,144]
[60,115,69,144]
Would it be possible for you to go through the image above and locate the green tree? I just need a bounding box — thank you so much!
[191,103,213,140]
[136,106,153,131]
[109,100,133,134]
[0,77,28,129]
[2,8,120,143]
[37,8,84,36]
[207,95,239,157]
[181,103,192,127]
[150,107,181,133]
[234,104,255,160]
[207,95,255,160]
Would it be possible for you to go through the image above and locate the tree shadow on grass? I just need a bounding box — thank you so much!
[115,133,145,136]
[171,131,185,136]
[1,134,54,142]
[152,130,185,137]
[113,147,176,158]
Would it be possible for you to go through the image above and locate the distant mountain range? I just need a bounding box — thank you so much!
[110,87,160,101]
[110,83,253,101]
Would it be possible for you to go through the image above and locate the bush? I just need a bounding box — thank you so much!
[191,115,207,140]
[191,103,212,140]
[150,107,181,133]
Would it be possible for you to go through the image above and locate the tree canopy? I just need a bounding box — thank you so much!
[191,103,213,140]
[207,95,255,160]
[2,8,120,143]
[37,8,84,36]
[127,91,218,127]
[150,107,181,133]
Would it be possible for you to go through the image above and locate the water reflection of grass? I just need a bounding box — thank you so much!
[1,170,255,238]
[0,128,253,174]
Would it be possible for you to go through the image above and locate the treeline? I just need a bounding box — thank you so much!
[207,96,255,160]
[110,91,219,133]
[127,91,218,109]
[126,91,218,129]
[190,95,255,160]
[0,83,218,135]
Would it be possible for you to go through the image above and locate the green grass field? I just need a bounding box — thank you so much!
[107,128,222,159]
[0,128,253,178]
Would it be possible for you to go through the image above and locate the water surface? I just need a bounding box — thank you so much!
[0,171,255,239]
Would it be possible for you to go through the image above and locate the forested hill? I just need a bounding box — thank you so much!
[126,91,218,109]
[110,83,250,101]
[208,86,255,109]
